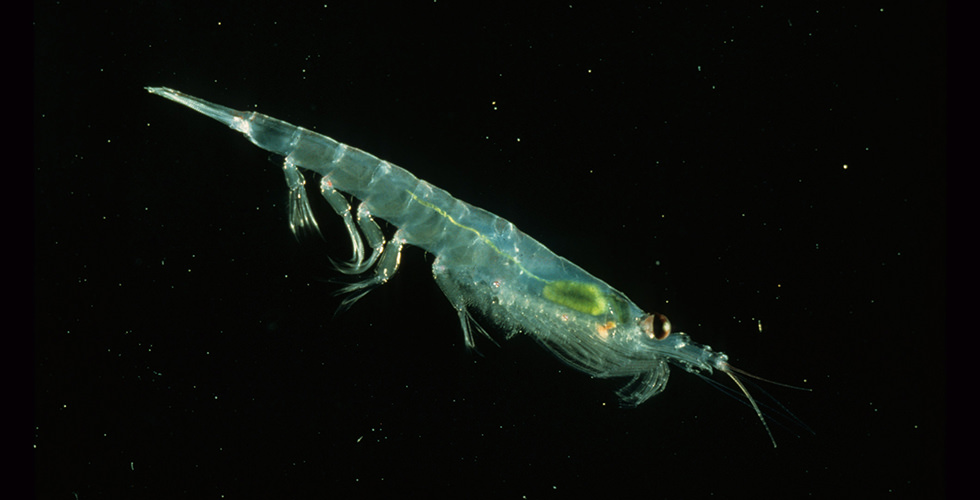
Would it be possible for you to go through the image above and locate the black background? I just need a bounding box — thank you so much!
[35,2,945,498]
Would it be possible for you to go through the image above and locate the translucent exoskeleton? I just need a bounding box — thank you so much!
[146,87,809,446]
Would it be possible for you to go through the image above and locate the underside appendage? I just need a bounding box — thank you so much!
[318,177,385,274]
[431,259,497,351]
[282,158,320,237]
[345,203,385,274]
[614,361,671,407]
[281,159,397,314]
[333,230,406,315]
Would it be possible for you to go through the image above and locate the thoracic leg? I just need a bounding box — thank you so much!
[431,258,494,350]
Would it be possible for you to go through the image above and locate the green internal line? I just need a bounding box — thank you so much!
[406,190,546,283]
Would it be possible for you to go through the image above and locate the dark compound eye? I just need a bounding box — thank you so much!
[641,313,671,340]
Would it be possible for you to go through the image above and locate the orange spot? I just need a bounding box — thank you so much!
[596,321,616,340]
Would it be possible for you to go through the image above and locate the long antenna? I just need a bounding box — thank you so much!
[723,368,777,448]
[726,364,813,391]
